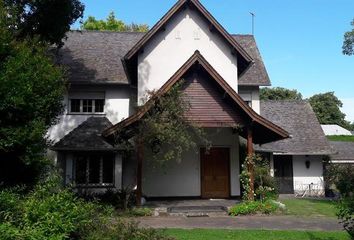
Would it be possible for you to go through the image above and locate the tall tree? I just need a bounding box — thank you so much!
[4,0,84,47]
[343,19,354,55]
[0,3,66,186]
[308,92,351,129]
[82,11,149,32]
[260,87,303,100]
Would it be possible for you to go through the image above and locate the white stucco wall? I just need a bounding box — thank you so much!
[292,155,325,195]
[137,8,238,105]
[47,86,131,143]
[239,86,260,114]
[142,128,241,197]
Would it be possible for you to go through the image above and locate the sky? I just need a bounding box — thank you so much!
[73,0,354,122]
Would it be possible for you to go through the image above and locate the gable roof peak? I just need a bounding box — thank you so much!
[123,0,253,67]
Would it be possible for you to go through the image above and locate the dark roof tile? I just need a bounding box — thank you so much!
[330,141,354,161]
[52,117,115,151]
[56,31,270,86]
[232,35,271,86]
[259,100,332,154]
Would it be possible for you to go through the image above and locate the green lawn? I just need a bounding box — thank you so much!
[281,198,337,218]
[327,135,354,142]
[165,229,349,240]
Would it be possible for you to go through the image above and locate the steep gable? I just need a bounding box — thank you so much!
[122,0,253,104]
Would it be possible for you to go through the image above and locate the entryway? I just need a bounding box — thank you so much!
[274,155,294,194]
[200,147,230,198]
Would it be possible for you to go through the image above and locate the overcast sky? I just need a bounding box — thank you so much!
[73,0,354,122]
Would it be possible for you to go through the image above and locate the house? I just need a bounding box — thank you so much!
[321,124,352,136]
[48,0,332,201]
[329,141,354,164]
[258,101,332,195]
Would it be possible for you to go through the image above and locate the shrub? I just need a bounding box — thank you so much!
[229,200,280,216]
[80,187,136,210]
[0,173,113,239]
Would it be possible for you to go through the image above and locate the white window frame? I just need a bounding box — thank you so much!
[68,98,106,115]
[73,155,115,188]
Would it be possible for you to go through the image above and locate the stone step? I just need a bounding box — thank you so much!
[168,205,227,213]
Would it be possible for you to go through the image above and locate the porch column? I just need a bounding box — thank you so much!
[136,138,143,207]
[247,125,255,201]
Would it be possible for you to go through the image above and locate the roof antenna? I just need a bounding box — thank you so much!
[250,12,255,35]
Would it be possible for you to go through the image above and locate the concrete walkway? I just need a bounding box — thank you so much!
[137,216,343,231]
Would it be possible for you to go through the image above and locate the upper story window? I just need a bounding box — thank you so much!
[239,92,252,108]
[68,92,105,114]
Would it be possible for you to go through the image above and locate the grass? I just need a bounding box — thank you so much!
[281,198,337,218]
[117,207,153,217]
[327,135,354,142]
[165,229,350,240]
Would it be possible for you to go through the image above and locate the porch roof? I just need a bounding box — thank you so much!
[51,117,117,151]
[102,51,289,144]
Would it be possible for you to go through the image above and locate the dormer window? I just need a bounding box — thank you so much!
[68,92,105,114]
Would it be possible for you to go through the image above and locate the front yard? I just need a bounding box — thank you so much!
[281,198,337,218]
[165,229,350,240]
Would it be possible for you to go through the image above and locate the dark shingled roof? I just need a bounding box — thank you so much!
[56,31,270,86]
[52,117,115,151]
[330,141,354,161]
[56,31,145,85]
[232,35,271,86]
[259,100,332,155]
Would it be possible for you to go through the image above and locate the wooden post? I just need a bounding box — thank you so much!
[247,125,255,201]
[136,138,143,207]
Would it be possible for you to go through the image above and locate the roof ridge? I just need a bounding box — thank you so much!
[69,30,146,34]
[261,99,309,103]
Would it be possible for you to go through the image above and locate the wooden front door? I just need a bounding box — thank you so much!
[201,148,230,198]
[274,155,294,194]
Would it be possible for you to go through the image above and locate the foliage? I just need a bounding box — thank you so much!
[240,154,257,201]
[240,154,277,202]
[343,19,354,55]
[0,173,113,240]
[165,229,350,240]
[254,156,278,201]
[4,0,84,47]
[228,200,280,216]
[334,165,354,237]
[326,164,354,237]
[327,135,354,142]
[117,207,153,217]
[309,92,352,130]
[260,87,303,101]
[82,11,149,32]
[0,10,66,185]
[79,187,136,211]
[116,81,210,166]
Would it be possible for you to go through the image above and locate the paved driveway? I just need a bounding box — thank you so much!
[137,215,343,231]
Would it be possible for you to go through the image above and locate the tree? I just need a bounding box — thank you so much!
[0,4,66,186]
[308,92,351,129]
[260,87,303,100]
[325,164,354,237]
[82,11,149,32]
[4,0,84,47]
[343,19,354,55]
